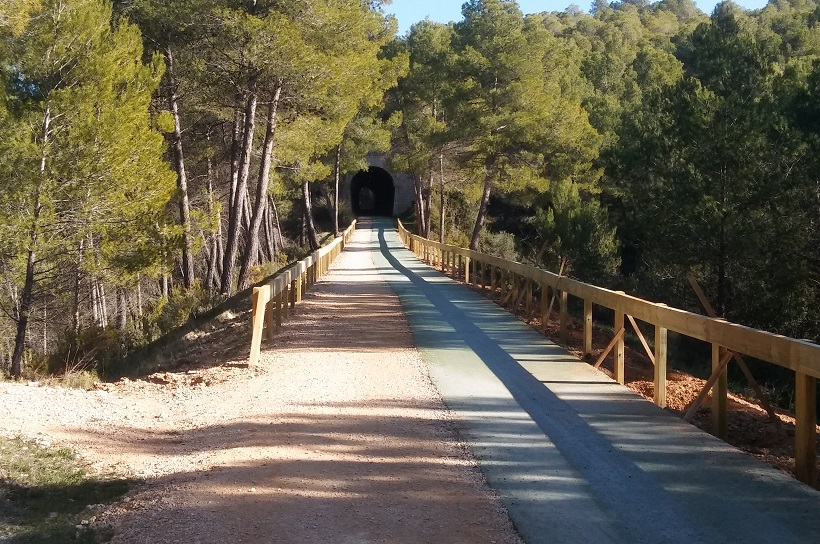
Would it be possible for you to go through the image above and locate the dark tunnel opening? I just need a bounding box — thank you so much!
[350,167,395,217]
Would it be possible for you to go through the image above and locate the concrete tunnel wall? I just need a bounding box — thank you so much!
[342,155,414,218]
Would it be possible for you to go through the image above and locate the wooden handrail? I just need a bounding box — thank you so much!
[396,219,818,485]
[249,220,357,366]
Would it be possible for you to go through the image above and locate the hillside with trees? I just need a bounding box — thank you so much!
[2,0,820,397]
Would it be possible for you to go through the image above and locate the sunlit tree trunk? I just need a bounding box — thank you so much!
[302,179,320,250]
[165,46,195,289]
[238,82,282,290]
[11,107,50,377]
[221,71,258,295]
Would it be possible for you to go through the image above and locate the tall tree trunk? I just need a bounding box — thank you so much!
[413,174,426,237]
[470,168,494,251]
[136,274,143,318]
[164,46,195,289]
[72,237,84,334]
[333,144,342,235]
[221,71,259,295]
[99,281,108,326]
[205,132,223,293]
[229,93,244,220]
[12,107,51,377]
[262,201,275,260]
[270,195,284,251]
[117,288,127,331]
[423,177,432,238]
[302,179,320,250]
[11,219,37,378]
[439,152,445,244]
[238,84,281,291]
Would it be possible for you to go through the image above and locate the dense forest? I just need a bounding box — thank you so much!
[1,0,819,382]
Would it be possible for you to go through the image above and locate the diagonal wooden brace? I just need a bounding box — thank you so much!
[683,350,734,423]
[627,315,656,366]
[686,273,781,428]
[594,327,626,370]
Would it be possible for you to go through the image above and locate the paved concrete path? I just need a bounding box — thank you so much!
[362,218,820,544]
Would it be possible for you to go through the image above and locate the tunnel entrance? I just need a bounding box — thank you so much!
[350,167,395,217]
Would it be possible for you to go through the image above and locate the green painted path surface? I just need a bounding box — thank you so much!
[364,219,820,544]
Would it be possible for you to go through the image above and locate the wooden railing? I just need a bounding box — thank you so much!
[397,220,819,485]
[249,221,357,366]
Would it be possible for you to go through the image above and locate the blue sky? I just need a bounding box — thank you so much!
[385,0,771,35]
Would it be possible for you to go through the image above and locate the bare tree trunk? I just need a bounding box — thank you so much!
[72,238,84,334]
[229,93,243,218]
[423,178,432,238]
[263,201,275,260]
[238,82,281,290]
[117,288,127,331]
[136,275,143,317]
[439,152,445,244]
[470,168,494,251]
[165,46,195,289]
[333,144,342,235]
[161,274,169,298]
[413,174,426,237]
[270,195,284,251]
[205,132,223,293]
[42,303,47,355]
[11,222,36,378]
[99,281,108,326]
[221,71,259,295]
[241,187,252,236]
[91,277,99,326]
[302,179,321,250]
[11,107,51,377]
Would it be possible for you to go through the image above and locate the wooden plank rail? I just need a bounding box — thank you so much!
[249,221,357,367]
[396,220,819,486]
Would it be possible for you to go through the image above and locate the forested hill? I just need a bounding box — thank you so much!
[1,0,819,382]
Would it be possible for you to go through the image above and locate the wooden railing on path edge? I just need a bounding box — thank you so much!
[248,221,357,366]
[396,220,819,486]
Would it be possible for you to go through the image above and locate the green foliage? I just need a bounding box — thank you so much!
[608,3,818,339]
[531,178,620,282]
[147,282,215,339]
[0,0,176,375]
[477,230,522,262]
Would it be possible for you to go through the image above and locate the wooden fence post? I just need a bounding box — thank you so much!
[795,372,817,485]
[655,324,667,408]
[583,299,593,356]
[249,286,268,366]
[465,256,471,284]
[275,289,283,327]
[265,294,275,341]
[541,283,549,334]
[614,309,625,384]
[559,289,568,345]
[712,343,729,440]
[526,281,532,315]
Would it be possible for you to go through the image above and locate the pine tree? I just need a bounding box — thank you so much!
[0,0,174,377]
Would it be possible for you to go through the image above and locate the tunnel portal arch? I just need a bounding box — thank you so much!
[350,167,395,217]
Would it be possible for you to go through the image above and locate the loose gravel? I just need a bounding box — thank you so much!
[0,227,522,544]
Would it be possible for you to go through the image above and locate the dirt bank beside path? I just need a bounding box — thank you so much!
[0,227,522,544]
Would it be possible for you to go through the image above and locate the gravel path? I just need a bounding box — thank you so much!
[0,227,522,544]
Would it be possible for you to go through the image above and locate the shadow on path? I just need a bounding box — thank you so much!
[370,221,820,544]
